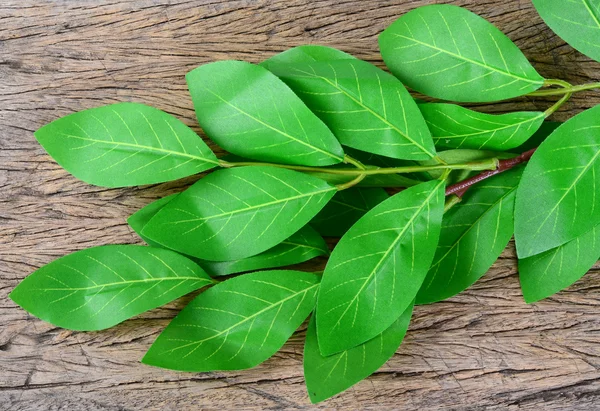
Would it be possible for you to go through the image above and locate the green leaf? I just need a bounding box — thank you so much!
[142,270,319,371]
[304,303,413,403]
[532,0,600,62]
[316,180,444,355]
[417,167,522,304]
[519,224,600,303]
[34,103,218,188]
[419,103,544,150]
[9,245,213,331]
[262,45,355,65]
[129,194,330,276]
[378,4,544,102]
[186,60,344,167]
[311,187,390,237]
[510,121,561,153]
[514,105,600,258]
[263,58,436,160]
[142,166,337,261]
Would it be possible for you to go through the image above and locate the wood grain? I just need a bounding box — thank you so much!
[2,0,600,409]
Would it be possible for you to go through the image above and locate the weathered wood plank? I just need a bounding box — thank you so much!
[2,0,600,409]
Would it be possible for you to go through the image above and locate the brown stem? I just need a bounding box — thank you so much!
[445,148,536,197]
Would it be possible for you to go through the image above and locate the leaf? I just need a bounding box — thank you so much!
[142,270,319,371]
[510,121,561,153]
[532,0,600,62]
[34,103,218,188]
[129,195,329,276]
[311,187,390,237]
[141,166,337,261]
[263,58,436,160]
[514,105,600,258]
[201,227,329,276]
[186,60,344,167]
[304,303,413,403]
[378,4,544,102]
[519,224,600,303]
[316,180,444,355]
[262,45,356,65]
[9,245,213,331]
[416,167,522,304]
[419,103,544,150]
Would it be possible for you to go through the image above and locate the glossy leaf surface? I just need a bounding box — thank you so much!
[519,224,600,303]
[142,166,336,261]
[130,194,329,276]
[379,4,544,102]
[311,187,390,237]
[262,45,355,65]
[304,303,413,403]
[532,0,600,62]
[142,270,319,371]
[515,105,600,258]
[187,60,344,166]
[9,245,213,331]
[417,168,522,304]
[316,180,444,355]
[34,103,218,188]
[264,58,436,160]
[419,103,544,150]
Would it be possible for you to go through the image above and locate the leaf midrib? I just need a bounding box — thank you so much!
[37,276,212,291]
[56,133,219,165]
[392,33,543,85]
[291,66,435,158]
[170,187,336,223]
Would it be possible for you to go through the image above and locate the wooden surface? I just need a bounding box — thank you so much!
[2,0,600,409]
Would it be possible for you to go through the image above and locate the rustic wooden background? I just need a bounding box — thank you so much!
[2,0,600,409]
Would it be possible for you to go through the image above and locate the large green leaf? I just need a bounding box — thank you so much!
[514,105,600,258]
[510,121,561,153]
[142,270,319,371]
[142,166,336,261]
[417,168,522,304]
[34,103,218,188]
[9,245,213,331]
[532,0,600,62]
[129,195,329,276]
[310,187,390,237]
[379,4,544,102]
[304,303,413,403]
[263,58,436,160]
[316,180,444,355]
[262,45,355,65]
[186,60,344,167]
[519,224,600,303]
[419,103,544,150]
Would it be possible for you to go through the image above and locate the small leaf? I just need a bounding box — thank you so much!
[186,60,344,167]
[34,103,218,188]
[142,166,337,261]
[514,105,600,258]
[417,168,522,304]
[264,58,436,160]
[532,0,600,62]
[519,224,600,303]
[304,303,413,403]
[419,103,544,150]
[129,194,329,276]
[379,4,544,102]
[9,245,213,331]
[316,180,444,355]
[311,187,390,237]
[262,45,355,65]
[142,270,319,371]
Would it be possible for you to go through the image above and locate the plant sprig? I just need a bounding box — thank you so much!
[10,2,600,404]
